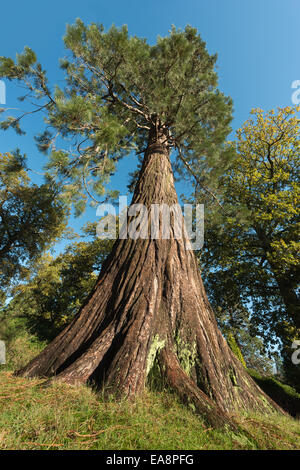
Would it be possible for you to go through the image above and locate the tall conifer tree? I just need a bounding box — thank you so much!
[0,21,283,427]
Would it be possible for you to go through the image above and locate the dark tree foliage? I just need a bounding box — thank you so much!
[0,151,68,292]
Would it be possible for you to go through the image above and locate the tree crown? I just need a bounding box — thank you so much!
[0,20,233,211]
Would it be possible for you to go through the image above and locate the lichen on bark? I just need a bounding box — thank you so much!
[146,335,166,376]
[175,333,197,377]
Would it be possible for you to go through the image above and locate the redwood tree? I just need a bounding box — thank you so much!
[0,21,283,427]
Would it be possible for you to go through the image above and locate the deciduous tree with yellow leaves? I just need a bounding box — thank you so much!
[201,106,300,390]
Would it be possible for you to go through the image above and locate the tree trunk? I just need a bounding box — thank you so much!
[16,127,284,427]
[274,274,300,330]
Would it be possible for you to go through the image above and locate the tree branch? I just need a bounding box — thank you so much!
[175,144,227,213]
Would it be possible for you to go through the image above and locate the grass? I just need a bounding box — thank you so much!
[0,321,299,450]
[0,313,46,372]
[0,369,300,450]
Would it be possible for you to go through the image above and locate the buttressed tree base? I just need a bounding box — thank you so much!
[17,129,283,428]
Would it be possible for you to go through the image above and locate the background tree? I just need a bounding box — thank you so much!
[0,21,283,428]
[199,106,300,390]
[0,151,69,294]
[4,224,112,341]
[214,304,274,376]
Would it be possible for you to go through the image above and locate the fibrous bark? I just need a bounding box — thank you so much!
[16,128,284,428]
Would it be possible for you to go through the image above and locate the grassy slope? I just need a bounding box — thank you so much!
[0,318,299,450]
[0,370,300,450]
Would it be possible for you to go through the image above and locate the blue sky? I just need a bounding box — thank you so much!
[1,0,299,251]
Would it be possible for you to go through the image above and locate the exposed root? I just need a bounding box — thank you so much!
[50,325,115,385]
[159,348,238,430]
